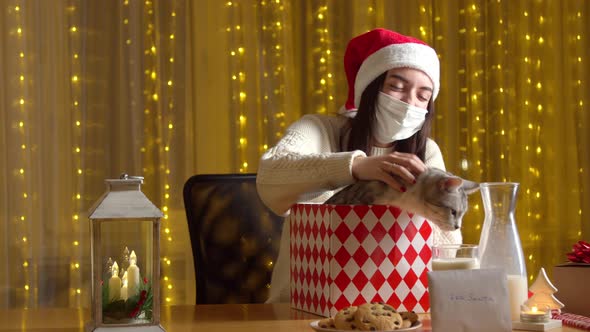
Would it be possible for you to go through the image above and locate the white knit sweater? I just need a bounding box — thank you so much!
[256,113,462,303]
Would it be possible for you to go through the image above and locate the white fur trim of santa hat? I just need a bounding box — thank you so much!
[354,42,440,108]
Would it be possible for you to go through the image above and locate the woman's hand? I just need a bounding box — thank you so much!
[351,152,427,192]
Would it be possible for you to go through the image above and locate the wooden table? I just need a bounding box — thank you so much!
[0,304,584,331]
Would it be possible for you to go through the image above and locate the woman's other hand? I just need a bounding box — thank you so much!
[351,152,427,192]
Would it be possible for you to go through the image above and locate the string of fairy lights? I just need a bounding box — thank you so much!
[129,0,175,305]
[161,0,178,304]
[521,3,544,282]
[366,2,377,28]
[257,0,287,153]
[67,0,84,306]
[11,2,32,307]
[311,3,333,114]
[226,1,249,173]
[572,5,584,237]
[256,0,290,287]
[432,1,486,241]
[464,3,485,235]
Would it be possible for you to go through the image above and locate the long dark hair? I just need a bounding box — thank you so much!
[345,72,435,162]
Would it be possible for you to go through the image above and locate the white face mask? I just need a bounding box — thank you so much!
[373,92,428,144]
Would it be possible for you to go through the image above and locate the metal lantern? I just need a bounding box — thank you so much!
[86,174,165,332]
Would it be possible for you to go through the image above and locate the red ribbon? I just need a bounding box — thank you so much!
[128,290,148,318]
[566,240,590,264]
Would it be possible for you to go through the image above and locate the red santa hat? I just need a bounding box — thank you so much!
[343,28,440,112]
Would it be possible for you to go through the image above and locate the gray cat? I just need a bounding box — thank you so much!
[324,168,480,232]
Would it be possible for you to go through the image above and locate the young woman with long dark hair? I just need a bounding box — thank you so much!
[257,28,456,303]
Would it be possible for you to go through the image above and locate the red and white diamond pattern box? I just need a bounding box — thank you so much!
[290,203,433,317]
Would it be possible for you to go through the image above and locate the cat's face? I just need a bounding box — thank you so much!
[407,169,480,232]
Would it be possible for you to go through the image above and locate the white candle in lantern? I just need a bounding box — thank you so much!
[108,262,121,302]
[120,271,128,300]
[127,250,141,298]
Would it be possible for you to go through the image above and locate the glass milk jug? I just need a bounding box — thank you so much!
[478,182,527,322]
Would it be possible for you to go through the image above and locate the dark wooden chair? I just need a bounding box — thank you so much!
[182,173,283,304]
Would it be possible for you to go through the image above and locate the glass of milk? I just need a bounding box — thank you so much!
[432,244,480,271]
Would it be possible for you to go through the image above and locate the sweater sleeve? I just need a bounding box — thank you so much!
[256,114,366,216]
[425,138,446,171]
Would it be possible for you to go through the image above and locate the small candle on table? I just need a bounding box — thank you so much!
[108,262,121,302]
[520,305,550,323]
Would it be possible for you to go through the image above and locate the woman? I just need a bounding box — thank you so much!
[256,28,459,303]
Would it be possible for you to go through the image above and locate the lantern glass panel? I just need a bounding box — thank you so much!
[98,219,154,325]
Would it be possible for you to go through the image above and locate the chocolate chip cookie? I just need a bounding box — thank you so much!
[318,317,336,329]
[333,305,359,330]
[354,303,403,331]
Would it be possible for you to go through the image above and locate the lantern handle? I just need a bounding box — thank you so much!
[119,173,145,181]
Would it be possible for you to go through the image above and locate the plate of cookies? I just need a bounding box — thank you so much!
[310,303,422,332]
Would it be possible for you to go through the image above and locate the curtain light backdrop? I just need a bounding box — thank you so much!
[0,0,191,307]
[0,0,588,308]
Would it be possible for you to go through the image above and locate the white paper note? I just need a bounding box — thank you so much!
[428,268,512,332]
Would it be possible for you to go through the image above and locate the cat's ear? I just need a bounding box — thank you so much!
[461,180,480,195]
[442,177,463,192]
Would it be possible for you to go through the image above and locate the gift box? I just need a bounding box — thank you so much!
[552,240,590,317]
[289,203,433,317]
[553,263,590,317]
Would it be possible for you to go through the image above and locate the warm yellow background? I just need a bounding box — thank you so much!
[0,0,587,308]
